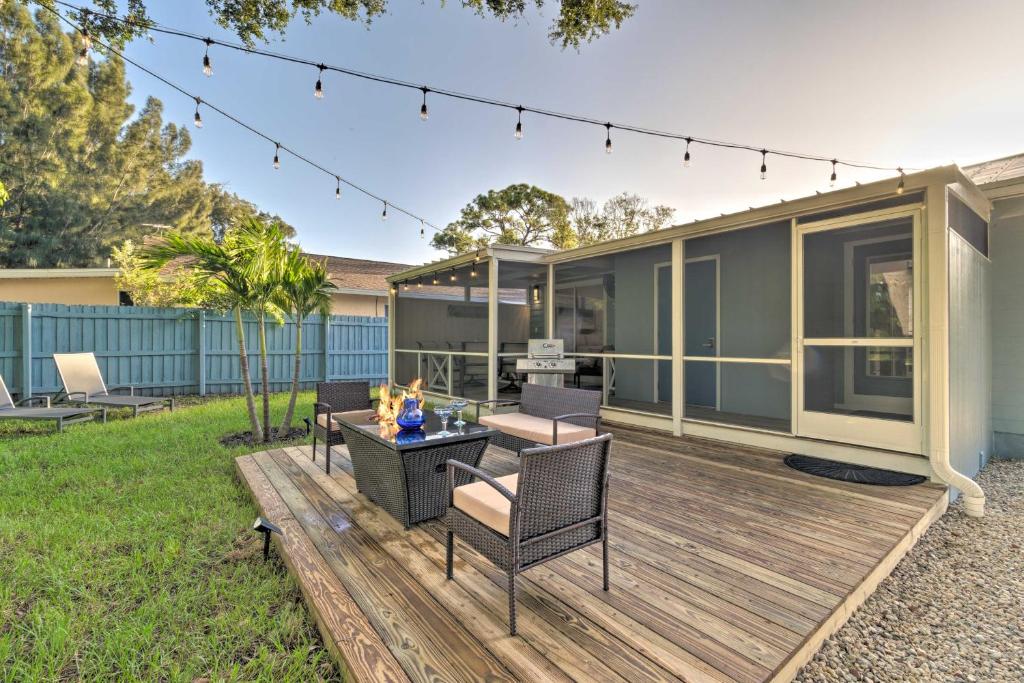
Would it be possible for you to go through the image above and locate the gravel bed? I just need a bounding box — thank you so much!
[796,459,1024,682]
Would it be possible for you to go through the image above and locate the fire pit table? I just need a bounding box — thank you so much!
[332,412,497,529]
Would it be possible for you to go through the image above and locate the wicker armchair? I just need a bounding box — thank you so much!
[307,381,376,474]
[477,383,602,453]
[445,433,613,635]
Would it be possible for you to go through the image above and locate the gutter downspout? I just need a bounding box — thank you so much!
[930,447,985,517]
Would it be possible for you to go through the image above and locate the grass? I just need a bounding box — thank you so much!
[0,393,343,682]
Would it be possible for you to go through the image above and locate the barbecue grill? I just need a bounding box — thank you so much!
[515,339,575,388]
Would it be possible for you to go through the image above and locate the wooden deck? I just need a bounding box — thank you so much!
[235,425,948,683]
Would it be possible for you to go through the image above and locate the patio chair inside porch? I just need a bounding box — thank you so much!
[477,383,601,452]
[53,352,173,416]
[445,433,613,635]
[0,373,105,433]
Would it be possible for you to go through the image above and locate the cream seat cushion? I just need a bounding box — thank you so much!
[453,473,519,535]
[317,409,376,431]
[478,412,596,445]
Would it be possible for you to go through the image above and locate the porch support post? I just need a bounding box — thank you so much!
[671,239,684,436]
[387,284,396,387]
[487,256,499,402]
[546,263,554,338]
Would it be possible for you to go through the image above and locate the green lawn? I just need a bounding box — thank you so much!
[0,393,343,682]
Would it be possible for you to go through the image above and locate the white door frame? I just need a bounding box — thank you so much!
[795,206,924,454]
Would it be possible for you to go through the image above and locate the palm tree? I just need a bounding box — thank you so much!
[140,231,264,441]
[277,250,335,435]
[231,218,289,443]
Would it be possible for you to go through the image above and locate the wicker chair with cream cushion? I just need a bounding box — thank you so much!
[477,383,601,453]
[445,433,613,635]
[308,381,377,474]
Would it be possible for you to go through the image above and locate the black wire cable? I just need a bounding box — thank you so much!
[45,0,918,174]
[37,2,446,233]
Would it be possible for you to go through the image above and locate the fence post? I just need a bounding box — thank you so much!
[197,309,207,396]
[21,303,32,399]
[322,315,331,383]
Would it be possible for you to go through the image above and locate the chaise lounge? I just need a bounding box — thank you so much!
[476,383,602,453]
[0,374,105,433]
[53,352,174,417]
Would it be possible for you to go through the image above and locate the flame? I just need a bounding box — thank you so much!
[375,378,424,428]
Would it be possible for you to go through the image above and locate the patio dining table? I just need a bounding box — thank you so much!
[332,411,497,529]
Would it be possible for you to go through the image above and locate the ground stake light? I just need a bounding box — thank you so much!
[253,517,282,561]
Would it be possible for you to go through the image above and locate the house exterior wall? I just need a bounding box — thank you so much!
[948,230,993,491]
[990,196,1024,458]
[0,276,119,306]
[330,292,388,317]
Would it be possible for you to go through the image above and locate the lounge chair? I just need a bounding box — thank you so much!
[0,374,105,433]
[477,383,602,453]
[53,352,174,416]
[445,433,613,635]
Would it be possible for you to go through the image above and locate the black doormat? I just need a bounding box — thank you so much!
[784,454,926,486]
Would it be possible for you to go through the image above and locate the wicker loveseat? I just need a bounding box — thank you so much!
[477,383,602,453]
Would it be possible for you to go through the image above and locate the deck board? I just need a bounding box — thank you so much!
[236,426,947,683]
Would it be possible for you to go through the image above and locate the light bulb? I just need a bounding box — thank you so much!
[760,150,767,180]
[76,47,89,66]
[420,223,425,239]
[382,203,388,220]
[193,99,203,128]
[335,178,341,199]
[604,123,613,154]
[202,40,212,76]
[432,275,439,285]
[419,87,429,121]
[314,65,324,99]
[449,271,456,282]
[273,144,280,169]
[896,168,905,195]
[514,106,523,139]
[683,138,692,167]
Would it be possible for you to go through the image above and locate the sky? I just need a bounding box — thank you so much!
[107,0,1024,266]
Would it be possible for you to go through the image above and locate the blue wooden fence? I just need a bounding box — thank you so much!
[0,302,388,398]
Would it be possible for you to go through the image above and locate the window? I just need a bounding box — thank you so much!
[865,254,913,378]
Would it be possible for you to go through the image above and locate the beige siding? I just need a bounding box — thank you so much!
[990,196,1024,456]
[329,292,388,317]
[0,276,120,306]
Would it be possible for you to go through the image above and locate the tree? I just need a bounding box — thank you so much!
[112,239,217,307]
[572,192,674,245]
[0,5,282,267]
[431,184,575,255]
[277,250,334,435]
[142,227,266,441]
[73,0,635,50]
[0,181,8,207]
[432,185,675,254]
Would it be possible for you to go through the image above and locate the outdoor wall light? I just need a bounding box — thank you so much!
[532,285,541,303]
[253,517,282,561]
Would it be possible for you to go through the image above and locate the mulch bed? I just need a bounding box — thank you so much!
[219,427,307,447]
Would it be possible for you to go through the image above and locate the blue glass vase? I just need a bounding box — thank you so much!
[396,397,425,430]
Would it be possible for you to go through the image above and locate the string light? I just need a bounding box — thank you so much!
[76,23,90,65]
[38,2,447,239]
[514,106,523,140]
[760,150,768,180]
[420,220,425,239]
[382,202,388,220]
[604,123,613,154]
[449,269,457,282]
[470,266,477,277]
[416,278,423,288]
[335,176,341,199]
[49,0,915,182]
[273,143,281,169]
[402,282,409,291]
[202,38,212,76]
[683,137,692,167]
[830,159,837,187]
[432,274,439,285]
[390,284,397,295]
[314,64,325,99]
[896,168,905,195]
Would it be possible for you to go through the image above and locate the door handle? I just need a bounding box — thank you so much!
[702,338,715,349]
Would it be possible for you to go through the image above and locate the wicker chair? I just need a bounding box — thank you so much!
[477,383,602,453]
[445,433,613,635]
[308,381,376,474]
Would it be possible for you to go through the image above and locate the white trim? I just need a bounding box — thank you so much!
[0,268,120,279]
[682,356,790,364]
[671,239,684,436]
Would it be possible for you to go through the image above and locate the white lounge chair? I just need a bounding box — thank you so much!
[0,373,105,433]
[53,352,174,417]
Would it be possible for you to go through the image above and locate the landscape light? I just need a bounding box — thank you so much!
[253,517,282,561]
